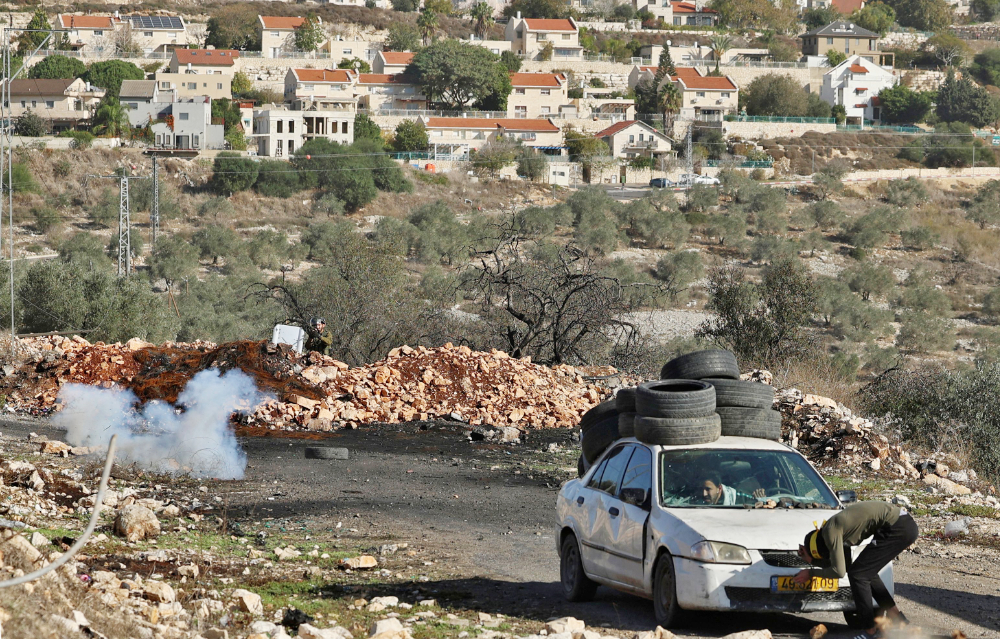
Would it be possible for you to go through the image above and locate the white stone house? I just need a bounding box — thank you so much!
[373,51,415,74]
[259,16,323,58]
[821,54,898,124]
[252,106,354,158]
[418,116,564,159]
[504,15,583,61]
[284,68,358,111]
[150,96,226,151]
[8,78,105,131]
[508,73,571,119]
[595,120,672,160]
[355,74,426,111]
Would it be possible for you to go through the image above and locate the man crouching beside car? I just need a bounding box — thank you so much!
[795,501,919,639]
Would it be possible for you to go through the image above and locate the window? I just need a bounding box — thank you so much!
[629,134,635,143]
[202,83,207,88]
[827,37,834,45]
[342,48,352,55]
[515,88,525,95]
[187,83,197,90]
[277,120,283,133]
[721,92,730,98]
[619,446,652,508]
[128,102,138,110]
[94,30,103,36]
[193,134,200,148]
[271,32,280,37]
[540,89,550,96]
[144,31,153,37]
[562,34,571,40]
[342,121,348,134]
[588,446,631,496]
[639,133,644,141]
[288,140,295,154]
[46,100,54,109]
[697,91,705,97]
[160,82,170,89]
[288,120,295,133]
[538,33,547,41]
[20,100,25,107]
[31,100,36,108]
[179,112,189,120]
[541,106,550,114]
[514,105,527,118]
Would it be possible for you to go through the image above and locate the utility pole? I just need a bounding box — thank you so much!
[686,123,693,178]
[151,156,160,248]
[89,171,150,277]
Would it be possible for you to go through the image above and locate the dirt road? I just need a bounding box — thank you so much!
[8,418,999,637]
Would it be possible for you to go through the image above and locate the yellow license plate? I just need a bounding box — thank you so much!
[770,576,838,593]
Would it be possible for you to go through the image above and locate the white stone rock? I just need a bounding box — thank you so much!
[369,617,405,638]
[143,580,175,604]
[545,618,585,635]
[233,588,263,615]
[300,624,355,639]
[250,621,278,634]
[720,631,772,639]
[370,596,399,607]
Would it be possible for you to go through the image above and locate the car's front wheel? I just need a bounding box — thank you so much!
[653,553,683,628]
[560,533,597,602]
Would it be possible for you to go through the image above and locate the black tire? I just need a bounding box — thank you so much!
[635,380,716,419]
[618,412,636,438]
[577,455,586,477]
[660,349,740,381]
[580,400,618,434]
[615,387,637,412]
[304,447,349,460]
[581,415,620,464]
[653,553,683,628]
[703,378,775,409]
[716,407,782,440]
[634,414,721,446]
[560,533,598,602]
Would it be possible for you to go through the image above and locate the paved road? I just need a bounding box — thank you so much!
[7,418,998,637]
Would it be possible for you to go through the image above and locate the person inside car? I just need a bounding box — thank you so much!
[794,501,917,639]
[699,473,767,506]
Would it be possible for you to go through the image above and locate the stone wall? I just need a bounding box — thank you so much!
[722,120,837,139]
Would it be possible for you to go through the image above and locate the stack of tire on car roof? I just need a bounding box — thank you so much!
[578,350,779,475]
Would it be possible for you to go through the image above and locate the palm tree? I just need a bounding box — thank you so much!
[470,2,495,40]
[708,34,733,73]
[417,9,439,46]
[657,83,682,135]
[92,98,131,139]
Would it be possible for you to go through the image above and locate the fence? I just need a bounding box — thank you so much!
[836,124,923,133]
[703,159,773,168]
[724,115,835,124]
[361,108,510,118]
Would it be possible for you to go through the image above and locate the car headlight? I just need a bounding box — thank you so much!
[688,541,752,565]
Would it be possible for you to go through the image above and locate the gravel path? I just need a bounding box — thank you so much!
[624,309,714,342]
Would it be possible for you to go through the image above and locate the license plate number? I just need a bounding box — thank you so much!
[770,575,838,593]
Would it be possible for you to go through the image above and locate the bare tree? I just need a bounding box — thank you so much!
[464,218,665,365]
[108,23,142,57]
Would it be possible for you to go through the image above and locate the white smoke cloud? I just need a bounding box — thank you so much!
[53,369,266,479]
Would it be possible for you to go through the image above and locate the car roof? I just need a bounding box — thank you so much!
[619,435,795,453]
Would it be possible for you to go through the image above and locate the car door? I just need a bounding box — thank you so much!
[606,445,653,587]
[575,453,614,577]
[583,444,634,581]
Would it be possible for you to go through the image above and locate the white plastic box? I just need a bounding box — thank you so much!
[271,324,306,354]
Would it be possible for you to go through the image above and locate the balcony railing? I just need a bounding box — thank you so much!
[724,115,835,123]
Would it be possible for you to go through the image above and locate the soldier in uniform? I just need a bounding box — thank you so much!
[305,317,333,356]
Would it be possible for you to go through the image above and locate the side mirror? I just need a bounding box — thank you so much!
[620,488,649,509]
[836,490,857,505]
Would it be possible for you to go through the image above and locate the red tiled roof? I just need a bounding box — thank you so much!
[872,96,882,106]
[670,2,717,13]
[58,14,116,29]
[523,18,576,31]
[674,74,736,90]
[424,117,559,132]
[850,64,868,73]
[855,103,867,108]
[673,67,703,79]
[594,120,639,137]
[639,66,656,72]
[260,16,307,29]
[380,51,415,65]
[357,73,415,84]
[832,0,865,13]
[293,69,353,83]
[174,49,240,66]
[510,73,564,87]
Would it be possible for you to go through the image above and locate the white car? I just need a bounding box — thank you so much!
[679,173,720,186]
[556,436,893,628]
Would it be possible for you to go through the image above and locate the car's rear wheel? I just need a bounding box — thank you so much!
[560,533,597,602]
[653,553,683,628]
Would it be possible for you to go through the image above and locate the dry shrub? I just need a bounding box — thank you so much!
[769,355,862,412]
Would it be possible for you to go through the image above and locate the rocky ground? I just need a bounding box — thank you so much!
[0,417,998,639]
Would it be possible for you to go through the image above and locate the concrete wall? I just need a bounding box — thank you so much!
[8,136,121,149]
[721,120,837,140]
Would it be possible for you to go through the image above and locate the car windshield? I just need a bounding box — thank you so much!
[659,449,839,509]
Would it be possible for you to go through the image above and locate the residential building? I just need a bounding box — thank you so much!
[821,54,897,124]
[168,49,240,74]
[122,15,187,54]
[664,67,738,121]
[633,0,674,23]
[7,78,105,131]
[418,116,563,159]
[504,15,583,60]
[154,72,232,100]
[508,73,571,119]
[594,120,672,159]
[259,16,323,58]
[462,35,512,55]
[150,96,226,150]
[284,68,358,111]
[252,106,354,158]
[799,21,891,66]
[373,51,415,74]
[628,65,658,90]
[318,37,384,67]
[56,14,119,51]
[667,2,718,26]
[120,79,170,126]
[355,74,426,111]
[577,98,636,121]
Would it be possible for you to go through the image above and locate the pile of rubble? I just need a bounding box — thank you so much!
[1,336,606,433]
[246,343,606,433]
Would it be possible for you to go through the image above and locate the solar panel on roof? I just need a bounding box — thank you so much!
[126,15,183,29]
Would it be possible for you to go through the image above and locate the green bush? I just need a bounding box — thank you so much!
[372,217,420,256]
[408,201,469,264]
[60,232,112,269]
[198,197,235,221]
[620,199,689,248]
[654,250,703,299]
[312,193,345,217]
[900,226,939,251]
[88,188,119,228]
[301,221,356,263]
[984,287,1000,321]
[210,153,259,194]
[897,310,954,352]
[843,206,903,249]
[8,162,38,193]
[513,204,572,238]
[685,184,718,212]
[749,235,798,264]
[149,235,200,285]
[247,230,291,270]
[32,206,60,233]
[839,262,896,301]
[884,177,927,207]
[816,277,894,342]
[13,110,46,137]
[192,226,241,264]
[705,211,747,247]
[253,159,301,198]
[896,285,952,316]
[58,130,95,149]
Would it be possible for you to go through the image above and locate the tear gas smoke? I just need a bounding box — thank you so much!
[53,368,265,479]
